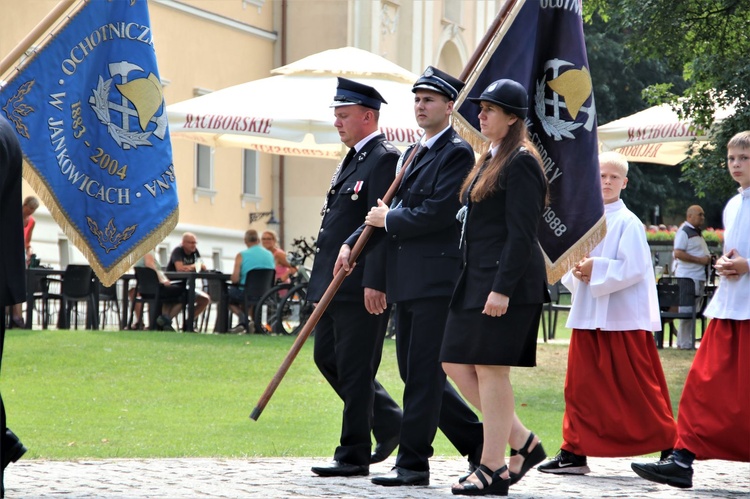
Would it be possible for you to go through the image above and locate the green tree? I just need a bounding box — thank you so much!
[584,11,709,226]
[585,0,750,202]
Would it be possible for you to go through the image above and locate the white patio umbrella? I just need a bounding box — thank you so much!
[166,47,423,159]
[598,103,734,165]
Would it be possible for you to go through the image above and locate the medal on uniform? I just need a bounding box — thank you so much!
[351,180,363,200]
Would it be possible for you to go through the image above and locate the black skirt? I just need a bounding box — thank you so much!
[440,303,542,367]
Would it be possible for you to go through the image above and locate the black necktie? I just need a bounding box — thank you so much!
[413,145,428,165]
[333,148,357,184]
[401,145,428,181]
[342,147,356,168]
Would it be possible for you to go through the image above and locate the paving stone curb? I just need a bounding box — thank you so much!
[5,456,748,498]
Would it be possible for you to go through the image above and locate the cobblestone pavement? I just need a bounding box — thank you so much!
[5,456,749,498]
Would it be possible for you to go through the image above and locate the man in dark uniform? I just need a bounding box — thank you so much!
[308,78,402,478]
[0,115,29,497]
[338,67,484,486]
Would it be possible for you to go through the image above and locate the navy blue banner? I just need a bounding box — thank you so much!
[457,0,605,282]
[0,0,177,286]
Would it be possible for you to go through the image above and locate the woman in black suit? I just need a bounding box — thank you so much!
[441,80,549,496]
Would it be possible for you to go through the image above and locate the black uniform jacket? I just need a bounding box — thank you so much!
[452,151,549,310]
[0,116,26,308]
[306,133,399,303]
[348,128,474,303]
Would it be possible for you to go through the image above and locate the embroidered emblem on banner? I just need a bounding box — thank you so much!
[91,64,168,149]
[534,59,596,141]
[0,0,178,285]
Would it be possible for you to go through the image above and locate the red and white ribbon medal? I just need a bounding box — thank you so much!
[352,180,364,200]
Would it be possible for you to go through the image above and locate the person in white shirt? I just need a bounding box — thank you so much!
[632,130,750,489]
[538,151,676,476]
[672,205,711,348]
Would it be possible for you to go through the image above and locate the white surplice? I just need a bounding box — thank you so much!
[562,199,661,332]
[704,187,750,320]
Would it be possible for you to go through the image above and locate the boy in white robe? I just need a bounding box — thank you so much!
[632,131,750,489]
[538,152,676,475]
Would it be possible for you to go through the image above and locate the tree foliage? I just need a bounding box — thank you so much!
[583,9,712,225]
[584,0,750,202]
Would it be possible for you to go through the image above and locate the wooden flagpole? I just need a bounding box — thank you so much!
[458,0,520,83]
[0,0,80,79]
[452,0,522,153]
[250,144,422,421]
[251,1,526,422]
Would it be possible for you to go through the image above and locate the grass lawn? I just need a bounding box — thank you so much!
[2,323,695,460]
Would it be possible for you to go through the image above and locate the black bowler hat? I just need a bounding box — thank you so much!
[469,79,528,119]
[330,77,387,110]
[412,66,464,101]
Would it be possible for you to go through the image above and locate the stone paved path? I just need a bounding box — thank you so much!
[5,456,749,498]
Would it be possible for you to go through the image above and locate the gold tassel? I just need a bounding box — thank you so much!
[545,215,607,284]
[22,161,179,287]
[452,113,488,156]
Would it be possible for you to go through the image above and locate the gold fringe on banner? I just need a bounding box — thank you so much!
[544,214,607,284]
[6,0,178,287]
[452,112,488,157]
[22,162,179,287]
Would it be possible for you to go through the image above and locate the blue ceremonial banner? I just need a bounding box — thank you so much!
[456,0,605,283]
[0,0,177,286]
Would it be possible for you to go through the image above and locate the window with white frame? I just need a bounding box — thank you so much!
[196,144,213,189]
[241,149,261,205]
[243,149,259,196]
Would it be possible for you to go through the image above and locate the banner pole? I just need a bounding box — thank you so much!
[250,144,422,421]
[0,0,80,79]
[458,0,520,82]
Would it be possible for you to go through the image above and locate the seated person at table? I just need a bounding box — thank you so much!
[167,232,211,320]
[228,229,275,332]
[130,252,185,331]
[261,230,297,284]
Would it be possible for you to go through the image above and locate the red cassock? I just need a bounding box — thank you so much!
[562,329,677,457]
[675,318,750,462]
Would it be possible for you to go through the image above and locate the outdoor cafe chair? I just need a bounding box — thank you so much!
[233,268,275,333]
[655,276,698,349]
[129,267,188,331]
[97,281,121,330]
[27,268,61,329]
[541,281,571,342]
[48,264,98,330]
[198,276,225,333]
[129,267,160,330]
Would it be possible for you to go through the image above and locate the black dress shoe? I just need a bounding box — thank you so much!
[311,460,369,477]
[371,466,429,486]
[2,429,27,470]
[371,435,400,464]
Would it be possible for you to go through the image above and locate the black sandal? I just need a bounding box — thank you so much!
[452,464,510,496]
[509,432,546,485]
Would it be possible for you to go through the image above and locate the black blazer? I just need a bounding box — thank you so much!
[349,128,474,303]
[306,133,399,303]
[452,151,549,310]
[0,116,26,309]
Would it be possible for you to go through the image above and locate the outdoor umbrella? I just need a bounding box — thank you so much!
[597,103,734,165]
[166,47,423,159]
